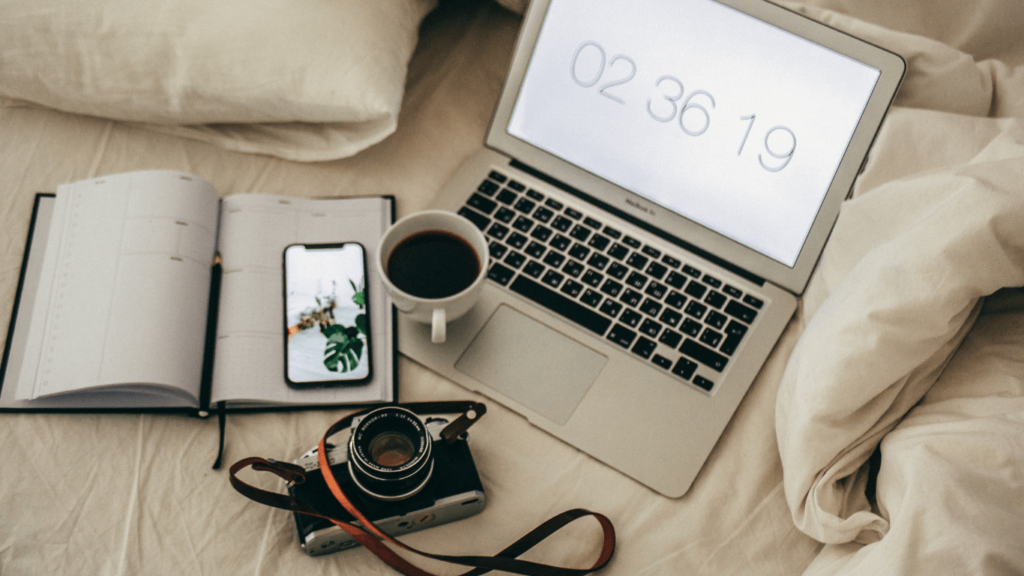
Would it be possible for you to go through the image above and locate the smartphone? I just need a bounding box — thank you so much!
[283,243,371,388]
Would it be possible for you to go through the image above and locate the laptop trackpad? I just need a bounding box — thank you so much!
[455,305,607,426]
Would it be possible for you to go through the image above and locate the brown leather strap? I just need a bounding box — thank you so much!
[229,401,616,576]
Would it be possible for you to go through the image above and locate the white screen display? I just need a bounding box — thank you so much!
[507,0,880,267]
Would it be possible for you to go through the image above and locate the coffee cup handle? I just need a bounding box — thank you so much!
[431,308,446,344]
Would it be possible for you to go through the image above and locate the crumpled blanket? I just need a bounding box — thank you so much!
[770,1,1024,572]
[776,101,1024,574]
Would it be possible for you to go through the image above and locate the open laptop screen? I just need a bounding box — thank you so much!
[507,0,881,267]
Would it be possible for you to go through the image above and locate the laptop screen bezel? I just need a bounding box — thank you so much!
[485,0,905,295]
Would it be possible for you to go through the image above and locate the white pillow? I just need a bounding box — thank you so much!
[0,0,436,160]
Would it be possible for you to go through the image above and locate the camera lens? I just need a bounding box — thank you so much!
[348,407,434,501]
[368,433,416,467]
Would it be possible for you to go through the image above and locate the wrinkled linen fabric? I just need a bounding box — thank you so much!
[800,286,1024,575]
[777,123,1024,541]
[773,2,1024,570]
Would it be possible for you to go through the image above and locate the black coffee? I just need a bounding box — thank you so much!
[387,231,480,299]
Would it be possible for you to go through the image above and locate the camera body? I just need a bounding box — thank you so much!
[289,414,486,556]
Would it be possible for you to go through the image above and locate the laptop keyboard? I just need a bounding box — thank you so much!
[457,170,765,392]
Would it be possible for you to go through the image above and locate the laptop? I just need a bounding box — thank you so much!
[400,0,904,497]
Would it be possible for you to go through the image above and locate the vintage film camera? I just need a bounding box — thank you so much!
[288,406,487,556]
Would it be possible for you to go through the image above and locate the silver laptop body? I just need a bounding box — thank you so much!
[401,0,904,497]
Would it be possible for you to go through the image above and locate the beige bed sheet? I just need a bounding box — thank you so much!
[1,1,1022,575]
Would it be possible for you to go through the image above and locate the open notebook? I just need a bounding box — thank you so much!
[1,171,396,414]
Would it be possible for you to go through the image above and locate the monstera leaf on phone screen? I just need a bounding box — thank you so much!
[351,279,366,307]
[323,324,364,373]
[321,282,368,373]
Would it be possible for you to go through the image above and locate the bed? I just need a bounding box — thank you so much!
[1,0,1022,574]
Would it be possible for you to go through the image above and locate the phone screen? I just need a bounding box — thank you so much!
[283,243,371,388]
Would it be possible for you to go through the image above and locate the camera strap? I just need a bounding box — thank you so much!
[229,400,616,576]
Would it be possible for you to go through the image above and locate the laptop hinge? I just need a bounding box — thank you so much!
[509,159,767,287]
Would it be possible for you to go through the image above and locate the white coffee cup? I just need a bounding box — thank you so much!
[377,210,489,343]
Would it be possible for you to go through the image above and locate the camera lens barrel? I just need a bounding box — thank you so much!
[348,407,434,501]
